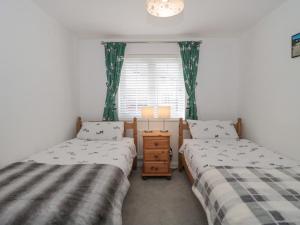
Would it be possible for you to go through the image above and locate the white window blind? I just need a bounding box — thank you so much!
[118,55,185,119]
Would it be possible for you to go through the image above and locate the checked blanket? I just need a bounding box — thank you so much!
[193,166,300,225]
[0,162,129,225]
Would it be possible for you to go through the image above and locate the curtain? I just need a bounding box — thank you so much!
[102,42,126,121]
[178,41,201,120]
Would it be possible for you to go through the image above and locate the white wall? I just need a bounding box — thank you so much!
[2,0,298,169]
[0,0,79,167]
[78,38,240,167]
[238,0,300,160]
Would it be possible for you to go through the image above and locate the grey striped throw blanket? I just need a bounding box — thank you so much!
[193,166,300,225]
[0,162,130,225]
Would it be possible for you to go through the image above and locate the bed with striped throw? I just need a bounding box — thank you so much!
[0,162,129,225]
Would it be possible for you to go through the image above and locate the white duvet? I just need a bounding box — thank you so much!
[180,138,300,179]
[25,137,136,176]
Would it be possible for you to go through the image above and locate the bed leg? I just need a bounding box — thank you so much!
[178,153,183,172]
[133,157,137,170]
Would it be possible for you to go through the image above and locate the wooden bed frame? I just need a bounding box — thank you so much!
[76,117,138,170]
[178,118,242,183]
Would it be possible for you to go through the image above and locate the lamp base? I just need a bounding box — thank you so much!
[144,130,153,133]
[160,129,169,133]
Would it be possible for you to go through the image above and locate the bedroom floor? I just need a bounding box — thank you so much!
[123,168,208,225]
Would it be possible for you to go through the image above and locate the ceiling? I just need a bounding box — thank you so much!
[33,0,285,38]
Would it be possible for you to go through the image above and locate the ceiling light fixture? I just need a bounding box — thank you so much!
[146,0,184,18]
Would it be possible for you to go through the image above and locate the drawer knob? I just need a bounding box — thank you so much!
[150,166,158,171]
[154,142,158,146]
[154,155,158,158]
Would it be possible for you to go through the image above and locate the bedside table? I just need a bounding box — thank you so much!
[142,131,172,179]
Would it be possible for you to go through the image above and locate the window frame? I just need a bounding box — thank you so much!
[117,54,186,120]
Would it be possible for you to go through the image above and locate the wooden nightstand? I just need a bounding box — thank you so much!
[142,131,172,179]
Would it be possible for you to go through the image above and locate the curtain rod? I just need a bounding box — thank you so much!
[101,40,202,45]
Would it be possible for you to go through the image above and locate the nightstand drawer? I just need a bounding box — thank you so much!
[144,162,169,173]
[144,149,169,161]
[142,131,171,179]
[144,138,169,149]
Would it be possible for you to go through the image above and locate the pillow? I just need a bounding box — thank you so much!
[77,121,124,141]
[187,120,239,139]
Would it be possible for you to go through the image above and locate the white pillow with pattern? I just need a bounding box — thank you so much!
[77,121,124,141]
[187,120,239,139]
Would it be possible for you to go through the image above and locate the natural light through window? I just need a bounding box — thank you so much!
[118,55,185,119]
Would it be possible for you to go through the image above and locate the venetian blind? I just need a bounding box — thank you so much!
[118,55,185,119]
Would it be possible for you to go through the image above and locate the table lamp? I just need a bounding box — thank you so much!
[141,106,154,133]
[158,106,170,132]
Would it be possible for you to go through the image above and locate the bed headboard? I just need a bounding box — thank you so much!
[178,118,242,149]
[76,117,138,147]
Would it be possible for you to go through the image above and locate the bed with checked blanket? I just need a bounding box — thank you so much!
[193,166,300,225]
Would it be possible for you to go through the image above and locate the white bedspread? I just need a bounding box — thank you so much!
[25,137,136,176]
[180,138,300,179]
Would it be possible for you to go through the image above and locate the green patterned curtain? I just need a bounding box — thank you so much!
[102,42,126,121]
[178,41,201,120]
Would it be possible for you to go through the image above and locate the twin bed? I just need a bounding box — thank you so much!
[179,118,300,225]
[0,117,137,225]
[1,116,300,225]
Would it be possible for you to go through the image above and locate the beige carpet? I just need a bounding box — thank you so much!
[122,168,208,225]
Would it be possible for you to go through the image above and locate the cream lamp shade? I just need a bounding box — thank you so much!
[158,106,171,132]
[141,106,154,132]
[158,106,171,119]
[146,0,184,18]
[141,106,154,119]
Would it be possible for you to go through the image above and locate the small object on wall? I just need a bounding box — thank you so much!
[292,33,300,58]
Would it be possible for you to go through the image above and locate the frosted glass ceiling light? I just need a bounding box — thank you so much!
[146,0,184,18]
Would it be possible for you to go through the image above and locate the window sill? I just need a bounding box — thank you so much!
[120,118,183,122]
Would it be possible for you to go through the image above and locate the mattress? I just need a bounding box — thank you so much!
[25,137,136,177]
[180,138,300,179]
[0,162,129,225]
[193,165,300,225]
[180,139,300,225]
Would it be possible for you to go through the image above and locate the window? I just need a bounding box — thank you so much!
[118,55,185,119]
